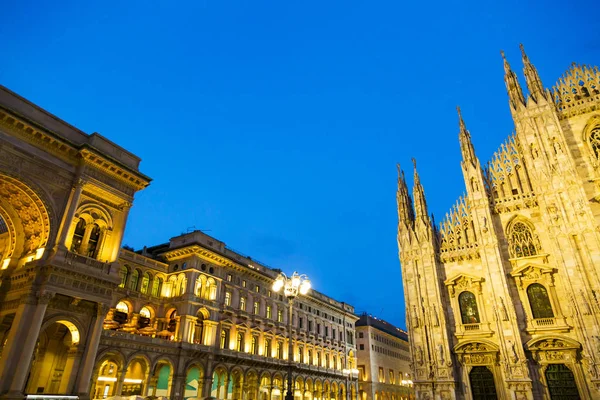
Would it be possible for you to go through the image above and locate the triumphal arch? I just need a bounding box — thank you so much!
[0,85,150,400]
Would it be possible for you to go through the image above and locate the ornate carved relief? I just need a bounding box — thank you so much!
[0,174,52,255]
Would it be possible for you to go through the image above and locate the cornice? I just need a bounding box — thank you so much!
[0,106,150,192]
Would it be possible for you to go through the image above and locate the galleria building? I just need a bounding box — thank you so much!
[0,85,369,400]
[397,45,600,399]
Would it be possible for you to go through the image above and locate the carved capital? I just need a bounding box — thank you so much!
[37,291,56,304]
[97,303,111,318]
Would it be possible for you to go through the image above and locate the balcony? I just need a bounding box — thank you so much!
[526,317,571,334]
[455,322,493,339]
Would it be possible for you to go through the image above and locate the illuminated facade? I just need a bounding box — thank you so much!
[97,231,359,400]
[397,46,600,399]
[0,85,359,400]
[355,315,413,400]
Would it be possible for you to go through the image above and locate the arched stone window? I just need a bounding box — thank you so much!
[140,272,150,294]
[588,126,600,160]
[195,276,203,296]
[277,341,284,359]
[458,291,480,324]
[168,276,178,297]
[251,336,258,355]
[128,269,140,291]
[526,283,554,319]
[508,221,539,258]
[86,223,101,258]
[139,306,152,318]
[119,266,129,288]
[152,277,163,297]
[236,332,244,352]
[177,274,186,295]
[71,218,86,253]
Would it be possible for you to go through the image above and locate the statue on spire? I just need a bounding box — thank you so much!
[520,43,546,101]
[501,49,526,110]
[457,106,477,166]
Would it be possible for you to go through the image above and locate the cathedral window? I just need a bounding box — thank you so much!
[508,221,539,258]
[119,266,129,288]
[71,218,86,253]
[588,126,600,160]
[458,291,480,324]
[527,283,554,319]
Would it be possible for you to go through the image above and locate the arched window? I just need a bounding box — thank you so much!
[588,126,600,160]
[128,269,140,291]
[195,276,203,296]
[277,341,283,359]
[265,338,272,357]
[86,223,101,258]
[119,266,129,288]
[177,274,186,295]
[168,276,178,297]
[509,221,539,258]
[71,218,86,253]
[220,329,229,349]
[458,291,480,324]
[236,332,244,352]
[251,336,258,355]
[527,283,554,319]
[139,306,151,318]
[115,301,129,314]
[140,272,150,294]
[152,277,163,297]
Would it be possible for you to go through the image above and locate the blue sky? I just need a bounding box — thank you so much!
[2,1,598,328]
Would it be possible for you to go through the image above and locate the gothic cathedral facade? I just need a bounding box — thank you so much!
[397,45,600,399]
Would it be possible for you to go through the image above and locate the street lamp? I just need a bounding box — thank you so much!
[272,272,311,400]
[342,368,359,400]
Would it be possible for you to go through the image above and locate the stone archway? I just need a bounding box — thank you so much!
[526,336,587,399]
[0,173,52,269]
[25,319,82,395]
[454,341,503,400]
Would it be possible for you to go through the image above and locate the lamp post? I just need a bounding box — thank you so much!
[272,272,311,400]
[342,368,359,400]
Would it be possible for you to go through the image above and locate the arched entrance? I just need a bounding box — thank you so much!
[468,366,497,400]
[25,320,81,395]
[545,364,580,399]
[0,173,52,269]
[185,365,204,400]
[122,358,148,396]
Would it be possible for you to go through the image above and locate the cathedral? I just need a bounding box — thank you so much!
[396,45,600,399]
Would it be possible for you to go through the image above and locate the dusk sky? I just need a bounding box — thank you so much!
[2,1,598,328]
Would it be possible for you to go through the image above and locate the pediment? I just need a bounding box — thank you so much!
[510,263,555,278]
[444,273,484,287]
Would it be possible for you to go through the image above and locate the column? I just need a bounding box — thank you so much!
[201,360,214,400]
[59,345,83,393]
[180,316,196,343]
[171,374,185,400]
[203,320,218,346]
[57,179,84,249]
[78,224,95,257]
[75,304,109,400]
[0,291,53,398]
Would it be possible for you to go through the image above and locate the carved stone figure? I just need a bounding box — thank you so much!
[499,297,509,321]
